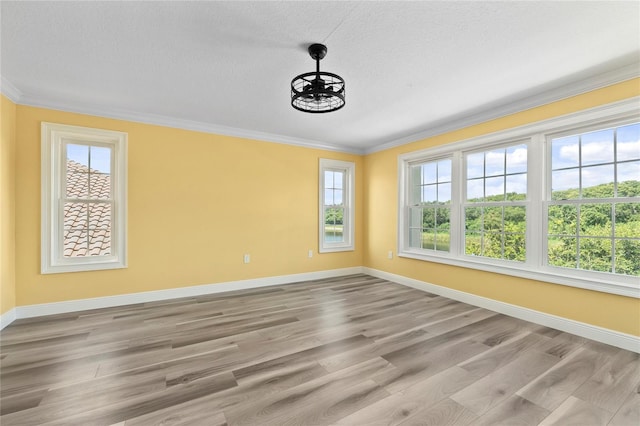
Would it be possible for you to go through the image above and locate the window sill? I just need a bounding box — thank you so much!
[398,250,640,298]
[42,258,127,274]
[319,246,355,254]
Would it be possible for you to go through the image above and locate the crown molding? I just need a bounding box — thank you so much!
[3,61,638,156]
[0,75,22,103]
[0,76,363,155]
[365,62,640,154]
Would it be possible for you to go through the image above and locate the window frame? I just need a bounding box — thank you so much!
[41,122,128,274]
[398,97,640,298]
[319,158,355,253]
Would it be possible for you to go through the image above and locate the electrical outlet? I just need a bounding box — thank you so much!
[388,250,393,259]
[308,249,313,258]
[243,254,250,264]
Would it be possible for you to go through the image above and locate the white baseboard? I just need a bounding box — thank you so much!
[0,308,16,330]
[364,267,640,354]
[7,267,364,325]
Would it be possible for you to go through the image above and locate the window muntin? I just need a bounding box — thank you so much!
[319,159,355,252]
[464,143,528,262]
[547,123,640,276]
[42,122,127,274]
[408,158,452,252]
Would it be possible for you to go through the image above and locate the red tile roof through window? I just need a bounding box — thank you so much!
[63,160,111,257]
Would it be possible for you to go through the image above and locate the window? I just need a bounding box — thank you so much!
[408,158,452,252]
[319,159,355,252]
[547,123,640,276]
[42,122,127,273]
[464,143,528,261]
[398,98,639,297]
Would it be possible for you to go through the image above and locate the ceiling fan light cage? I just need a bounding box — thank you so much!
[291,71,345,113]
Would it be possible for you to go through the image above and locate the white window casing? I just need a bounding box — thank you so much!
[42,122,127,273]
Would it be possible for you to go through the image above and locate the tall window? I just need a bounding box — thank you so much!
[319,159,355,253]
[398,99,638,297]
[464,143,528,261]
[408,158,452,252]
[547,123,640,276]
[42,122,127,273]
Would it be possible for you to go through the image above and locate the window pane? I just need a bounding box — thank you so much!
[334,171,344,189]
[334,189,343,206]
[579,238,612,273]
[422,162,437,184]
[89,203,111,230]
[435,231,450,252]
[485,149,505,177]
[504,232,526,261]
[422,185,437,203]
[485,176,504,200]
[64,202,88,230]
[551,169,579,200]
[465,232,482,256]
[66,143,89,167]
[483,232,503,259]
[615,239,640,276]
[582,164,614,197]
[325,206,344,244]
[548,237,577,268]
[581,129,614,166]
[579,204,612,237]
[548,205,577,235]
[422,208,435,229]
[63,230,88,258]
[409,207,422,228]
[89,172,111,199]
[422,231,436,250]
[617,123,640,161]
[465,207,482,231]
[438,183,451,203]
[505,174,526,200]
[551,135,579,170]
[615,203,640,238]
[504,206,526,233]
[436,207,450,231]
[438,160,452,182]
[324,170,334,188]
[324,189,334,205]
[506,144,527,174]
[409,228,422,248]
[467,179,484,201]
[617,161,640,197]
[467,152,484,179]
[66,162,89,198]
[89,229,111,256]
[324,224,344,243]
[90,146,111,173]
[484,207,503,231]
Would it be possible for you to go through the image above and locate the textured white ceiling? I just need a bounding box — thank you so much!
[2,1,639,153]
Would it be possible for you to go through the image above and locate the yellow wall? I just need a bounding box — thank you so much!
[5,79,640,337]
[14,105,363,305]
[1,95,17,315]
[365,78,640,336]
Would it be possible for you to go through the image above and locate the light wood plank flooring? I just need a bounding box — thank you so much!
[1,274,638,425]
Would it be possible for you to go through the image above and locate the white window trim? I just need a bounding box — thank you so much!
[319,158,355,253]
[398,97,640,298]
[41,122,128,274]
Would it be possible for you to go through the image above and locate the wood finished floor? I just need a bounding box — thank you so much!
[1,274,639,426]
